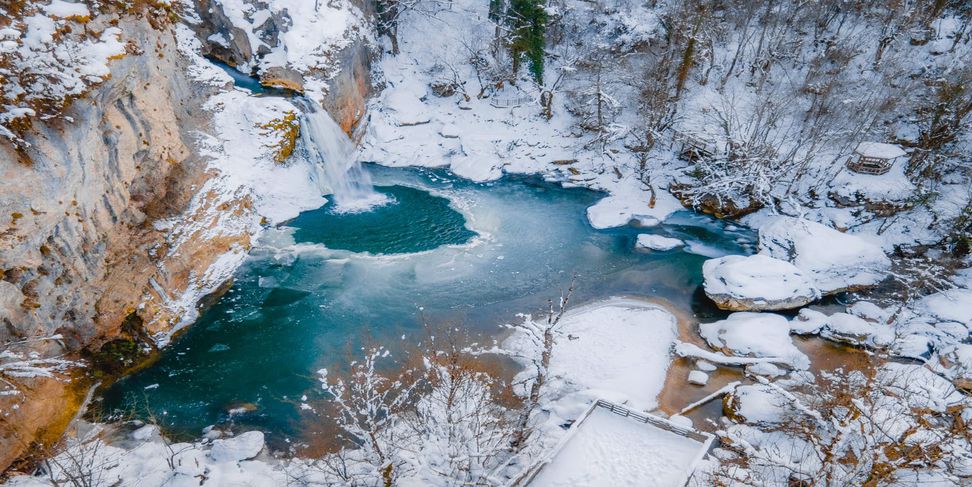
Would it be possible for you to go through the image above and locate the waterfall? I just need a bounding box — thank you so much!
[294,97,386,213]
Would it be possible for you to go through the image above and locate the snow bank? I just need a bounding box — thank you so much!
[528,406,706,487]
[699,312,810,370]
[831,158,915,204]
[702,254,820,311]
[538,298,679,409]
[4,428,284,487]
[209,431,265,462]
[758,217,891,294]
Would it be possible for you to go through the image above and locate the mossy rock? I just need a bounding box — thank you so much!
[85,312,154,376]
[87,338,147,376]
[259,110,300,163]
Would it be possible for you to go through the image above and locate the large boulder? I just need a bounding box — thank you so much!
[699,312,810,370]
[758,217,891,294]
[702,254,820,311]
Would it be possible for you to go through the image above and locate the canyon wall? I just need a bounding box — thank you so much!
[0,1,374,472]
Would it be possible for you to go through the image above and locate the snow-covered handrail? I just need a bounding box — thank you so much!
[489,93,536,108]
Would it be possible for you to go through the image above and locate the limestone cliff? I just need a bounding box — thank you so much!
[0,1,374,472]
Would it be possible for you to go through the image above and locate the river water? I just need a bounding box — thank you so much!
[97,164,756,447]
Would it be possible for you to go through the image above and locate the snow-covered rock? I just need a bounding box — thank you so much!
[790,308,828,334]
[687,370,709,386]
[635,234,684,251]
[702,254,820,311]
[819,312,895,348]
[725,384,786,424]
[699,312,810,370]
[208,431,265,463]
[791,308,896,349]
[916,288,972,333]
[542,299,679,409]
[504,298,679,411]
[758,217,891,294]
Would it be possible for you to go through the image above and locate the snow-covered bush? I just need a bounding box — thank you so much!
[697,363,972,487]
[311,342,518,486]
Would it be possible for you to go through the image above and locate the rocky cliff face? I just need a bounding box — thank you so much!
[0,1,375,472]
[189,0,374,136]
[0,15,214,471]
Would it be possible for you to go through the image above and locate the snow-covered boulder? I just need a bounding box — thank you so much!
[724,384,786,424]
[702,254,820,311]
[209,431,265,462]
[916,288,972,333]
[635,234,683,251]
[505,298,679,410]
[819,312,895,348]
[758,217,891,294]
[699,312,810,370]
[687,370,709,386]
[791,308,896,349]
[790,308,828,334]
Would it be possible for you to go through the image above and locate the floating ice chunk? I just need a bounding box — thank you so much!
[635,234,684,251]
[695,360,717,372]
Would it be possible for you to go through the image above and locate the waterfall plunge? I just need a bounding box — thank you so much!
[295,98,387,213]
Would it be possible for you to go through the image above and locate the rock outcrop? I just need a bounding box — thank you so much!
[0,15,224,470]
[0,1,376,471]
[758,217,891,294]
[189,0,373,137]
[702,254,820,311]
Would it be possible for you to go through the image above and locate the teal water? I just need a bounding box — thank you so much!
[289,185,476,254]
[97,165,754,446]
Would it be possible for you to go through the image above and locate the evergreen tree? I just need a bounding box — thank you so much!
[506,0,547,83]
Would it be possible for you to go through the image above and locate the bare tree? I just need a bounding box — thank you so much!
[697,363,972,486]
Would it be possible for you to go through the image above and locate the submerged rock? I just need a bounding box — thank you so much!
[702,254,820,311]
[758,217,891,294]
